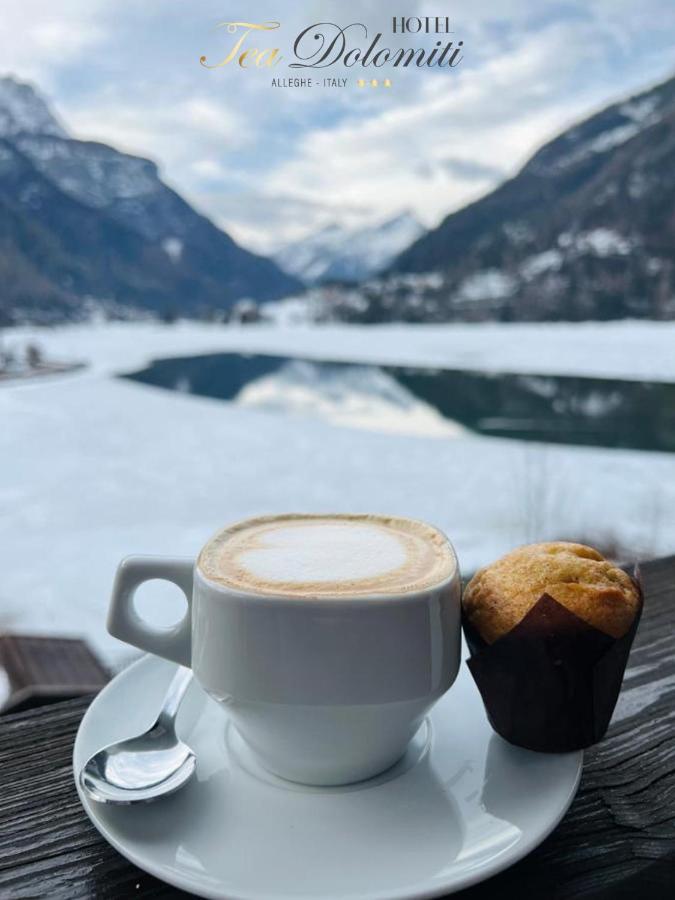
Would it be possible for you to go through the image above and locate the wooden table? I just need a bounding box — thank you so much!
[1,556,674,899]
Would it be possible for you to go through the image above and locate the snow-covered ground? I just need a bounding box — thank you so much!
[2,321,675,665]
[5,318,675,382]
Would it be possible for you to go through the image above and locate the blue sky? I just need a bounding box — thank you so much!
[3,1,675,251]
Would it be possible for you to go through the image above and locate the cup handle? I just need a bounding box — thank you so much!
[107,556,194,667]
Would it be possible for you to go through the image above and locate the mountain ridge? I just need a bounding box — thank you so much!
[0,75,67,138]
[275,211,425,284]
[379,72,675,322]
[0,75,300,324]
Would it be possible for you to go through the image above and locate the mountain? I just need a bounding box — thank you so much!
[275,212,425,284]
[0,76,300,324]
[0,77,67,138]
[378,73,675,322]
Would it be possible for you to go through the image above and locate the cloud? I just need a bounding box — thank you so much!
[3,1,675,249]
[204,189,372,252]
[0,1,106,83]
[190,158,227,180]
[60,77,250,223]
[229,5,675,243]
[436,158,506,181]
[259,16,624,229]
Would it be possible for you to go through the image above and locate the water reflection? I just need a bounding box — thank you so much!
[123,351,675,451]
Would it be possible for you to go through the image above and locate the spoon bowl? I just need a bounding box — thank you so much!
[79,666,195,804]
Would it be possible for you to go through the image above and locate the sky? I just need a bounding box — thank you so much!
[2,1,674,252]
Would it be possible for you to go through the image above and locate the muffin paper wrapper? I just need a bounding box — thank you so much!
[463,569,643,753]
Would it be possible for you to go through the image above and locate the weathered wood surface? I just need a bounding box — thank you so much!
[0,557,673,899]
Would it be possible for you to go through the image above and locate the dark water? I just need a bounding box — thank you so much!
[123,352,675,452]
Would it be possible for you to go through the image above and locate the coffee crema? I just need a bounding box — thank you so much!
[197,514,455,598]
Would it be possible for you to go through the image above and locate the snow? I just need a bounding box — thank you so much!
[628,169,650,200]
[3,354,675,665]
[552,95,660,171]
[456,270,516,302]
[571,229,634,257]
[6,319,675,384]
[162,237,183,263]
[587,122,641,154]
[14,135,159,209]
[262,295,318,326]
[520,249,563,280]
[620,96,660,124]
[275,224,345,283]
[275,212,425,283]
[0,76,67,138]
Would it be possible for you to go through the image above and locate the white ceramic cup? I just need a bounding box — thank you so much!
[107,522,462,786]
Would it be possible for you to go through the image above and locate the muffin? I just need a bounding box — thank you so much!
[463,542,640,643]
[462,542,642,752]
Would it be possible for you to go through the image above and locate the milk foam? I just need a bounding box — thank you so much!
[198,514,455,597]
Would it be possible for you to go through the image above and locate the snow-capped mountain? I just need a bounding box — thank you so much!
[0,76,67,138]
[275,212,425,284]
[0,75,300,324]
[364,72,675,322]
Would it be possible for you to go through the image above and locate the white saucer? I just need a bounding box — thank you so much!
[73,654,582,900]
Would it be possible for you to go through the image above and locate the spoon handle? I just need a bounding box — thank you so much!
[158,666,193,725]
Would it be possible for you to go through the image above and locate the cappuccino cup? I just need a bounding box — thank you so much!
[107,514,461,785]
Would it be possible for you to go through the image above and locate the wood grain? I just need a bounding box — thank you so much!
[1,557,673,899]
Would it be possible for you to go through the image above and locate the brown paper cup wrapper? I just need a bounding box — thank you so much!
[463,570,643,753]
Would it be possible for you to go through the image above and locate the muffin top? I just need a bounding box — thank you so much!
[463,542,640,644]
